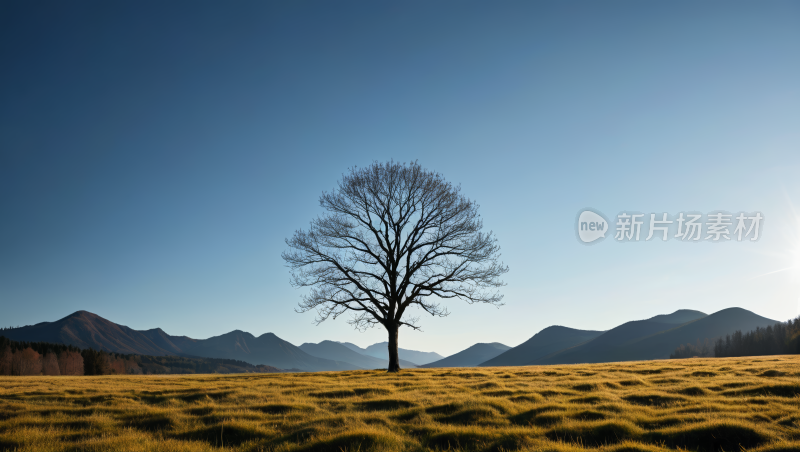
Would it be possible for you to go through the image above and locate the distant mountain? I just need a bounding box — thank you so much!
[6,307,775,371]
[2,311,191,355]
[534,308,776,365]
[479,326,604,367]
[357,342,443,365]
[480,310,708,368]
[420,343,510,368]
[608,307,778,361]
[182,331,360,372]
[339,341,440,365]
[530,320,689,365]
[339,342,370,354]
[2,311,358,372]
[299,341,417,369]
[141,327,197,354]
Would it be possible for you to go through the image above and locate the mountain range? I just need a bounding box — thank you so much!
[338,341,444,365]
[0,311,434,372]
[0,307,780,372]
[479,308,776,367]
[299,340,419,369]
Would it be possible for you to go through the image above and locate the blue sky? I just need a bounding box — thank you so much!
[1,1,799,356]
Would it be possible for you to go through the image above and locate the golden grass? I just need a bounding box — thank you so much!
[1,356,800,451]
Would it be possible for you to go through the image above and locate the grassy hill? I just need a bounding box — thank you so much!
[1,356,798,451]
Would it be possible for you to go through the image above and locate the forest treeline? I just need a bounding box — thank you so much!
[0,336,283,376]
[670,315,800,359]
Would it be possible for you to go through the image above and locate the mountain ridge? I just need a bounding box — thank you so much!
[2,307,780,371]
[420,343,510,368]
[479,326,605,367]
[645,309,707,324]
[299,341,418,369]
[532,308,776,365]
[1,312,356,372]
[338,341,442,365]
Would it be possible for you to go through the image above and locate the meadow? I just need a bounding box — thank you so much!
[1,356,799,452]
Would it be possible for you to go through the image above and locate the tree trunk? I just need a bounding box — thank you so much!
[387,323,401,372]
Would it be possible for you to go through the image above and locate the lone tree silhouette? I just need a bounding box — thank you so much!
[283,161,508,372]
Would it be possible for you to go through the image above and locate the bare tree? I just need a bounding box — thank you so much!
[12,347,41,376]
[283,161,508,372]
[0,346,11,376]
[57,350,84,376]
[41,351,61,376]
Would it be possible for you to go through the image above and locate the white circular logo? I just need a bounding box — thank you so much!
[576,209,608,244]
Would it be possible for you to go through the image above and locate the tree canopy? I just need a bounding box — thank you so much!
[283,161,507,371]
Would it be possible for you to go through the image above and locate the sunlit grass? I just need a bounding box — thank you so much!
[1,356,799,451]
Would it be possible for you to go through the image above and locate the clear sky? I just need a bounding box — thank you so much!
[1,1,799,356]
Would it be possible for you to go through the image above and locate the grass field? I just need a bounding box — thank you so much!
[1,356,799,452]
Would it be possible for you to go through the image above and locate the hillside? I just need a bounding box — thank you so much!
[531,318,694,365]
[140,328,197,354]
[480,310,708,367]
[0,335,287,375]
[300,341,418,369]
[2,311,190,356]
[479,326,604,367]
[620,307,781,360]
[419,342,510,368]
[136,355,284,375]
[360,342,444,365]
[535,307,776,364]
